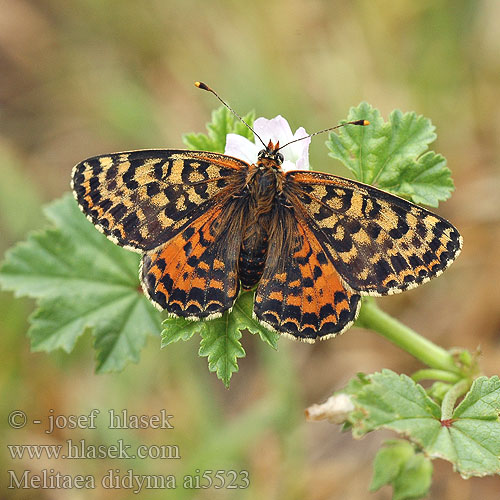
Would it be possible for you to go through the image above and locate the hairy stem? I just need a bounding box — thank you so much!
[412,369,462,383]
[356,298,460,375]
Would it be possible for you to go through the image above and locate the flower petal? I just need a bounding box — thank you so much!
[224,134,260,165]
[224,115,310,171]
[254,115,293,149]
[281,160,298,172]
[280,126,310,170]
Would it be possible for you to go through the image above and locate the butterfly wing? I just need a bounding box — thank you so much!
[253,207,361,342]
[285,171,462,296]
[141,200,244,318]
[71,149,248,252]
[73,149,249,319]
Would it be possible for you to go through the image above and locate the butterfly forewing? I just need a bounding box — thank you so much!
[71,150,248,252]
[285,171,462,296]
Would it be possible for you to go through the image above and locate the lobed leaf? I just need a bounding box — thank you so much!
[346,370,500,478]
[161,290,279,386]
[0,194,162,372]
[232,290,279,349]
[161,316,204,347]
[183,106,255,153]
[370,440,433,500]
[198,312,246,388]
[326,103,454,206]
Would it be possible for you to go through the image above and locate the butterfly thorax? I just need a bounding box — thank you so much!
[238,158,284,289]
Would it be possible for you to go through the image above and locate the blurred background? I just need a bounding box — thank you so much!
[1,0,499,498]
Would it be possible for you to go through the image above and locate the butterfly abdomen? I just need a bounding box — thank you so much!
[238,228,269,289]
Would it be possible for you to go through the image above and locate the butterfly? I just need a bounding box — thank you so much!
[71,83,462,343]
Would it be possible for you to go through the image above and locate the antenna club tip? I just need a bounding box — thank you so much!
[194,81,210,91]
[351,119,370,126]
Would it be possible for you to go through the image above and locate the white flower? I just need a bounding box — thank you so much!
[224,115,310,172]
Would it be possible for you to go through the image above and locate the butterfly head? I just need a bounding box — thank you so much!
[257,140,284,167]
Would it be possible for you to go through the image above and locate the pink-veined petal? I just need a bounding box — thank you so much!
[281,126,310,170]
[254,115,294,148]
[224,133,260,165]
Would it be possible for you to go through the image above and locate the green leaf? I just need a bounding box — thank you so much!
[370,440,433,500]
[326,103,454,206]
[198,312,246,388]
[370,440,414,492]
[389,152,454,207]
[443,376,500,477]
[232,290,279,349]
[161,291,278,387]
[348,369,441,438]
[342,372,371,395]
[346,370,500,478]
[183,106,255,153]
[0,194,162,372]
[161,317,205,347]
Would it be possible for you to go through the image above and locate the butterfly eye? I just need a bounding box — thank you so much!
[257,149,266,159]
[276,152,284,164]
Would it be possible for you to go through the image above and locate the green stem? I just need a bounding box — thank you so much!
[357,298,460,374]
[412,369,461,383]
[440,379,471,420]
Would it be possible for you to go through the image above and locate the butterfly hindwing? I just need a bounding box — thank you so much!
[254,210,361,342]
[286,171,462,296]
[141,203,243,319]
[71,149,248,251]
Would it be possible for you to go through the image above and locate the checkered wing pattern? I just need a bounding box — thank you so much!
[141,203,244,318]
[71,150,247,252]
[254,209,361,342]
[72,145,463,340]
[286,171,462,296]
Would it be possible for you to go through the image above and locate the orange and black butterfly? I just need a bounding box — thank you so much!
[71,83,462,343]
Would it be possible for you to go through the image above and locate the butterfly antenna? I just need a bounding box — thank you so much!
[195,81,268,149]
[276,119,370,152]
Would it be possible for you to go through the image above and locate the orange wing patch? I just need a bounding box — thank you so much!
[254,216,361,342]
[140,205,242,319]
